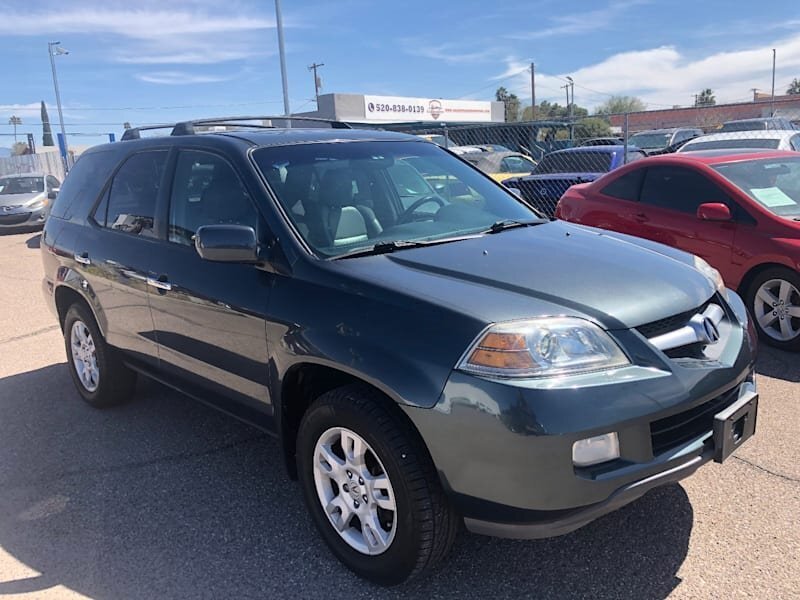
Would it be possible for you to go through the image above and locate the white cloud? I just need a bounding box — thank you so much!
[399,40,503,64]
[135,71,238,85]
[496,32,800,112]
[506,0,651,40]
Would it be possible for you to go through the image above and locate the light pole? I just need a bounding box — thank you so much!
[48,41,69,171]
[8,116,21,142]
[274,0,291,118]
[771,48,776,117]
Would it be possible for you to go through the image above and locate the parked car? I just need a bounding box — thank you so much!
[579,137,624,146]
[42,118,758,585]
[556,149,800,350]
[628,128,704,154]
[679,130,800,153]
[720,117,797,132]
[415,134,448,147]
[504,145,646,217]
[0,172,60,231]
[460,150,536,182]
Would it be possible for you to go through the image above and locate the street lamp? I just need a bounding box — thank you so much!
[48,41,69,171]
[8,116,21,142]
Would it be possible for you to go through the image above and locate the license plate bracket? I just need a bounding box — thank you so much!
[713,392,758,463]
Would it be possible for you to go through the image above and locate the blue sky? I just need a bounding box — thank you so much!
[1,0,799,147]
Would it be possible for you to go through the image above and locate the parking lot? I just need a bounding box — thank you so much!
[0,229,797,599]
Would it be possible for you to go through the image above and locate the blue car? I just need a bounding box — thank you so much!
[504,145,645,218]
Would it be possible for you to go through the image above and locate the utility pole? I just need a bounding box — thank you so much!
[530,62,536,120]
[566,76,574,118]
[308,62,325,107]
[771,48,776,117]
[751,88,759,102]
[274,0,291,118]
[561,83,570,111]
[8,116,21,142]
[693,94,699,107]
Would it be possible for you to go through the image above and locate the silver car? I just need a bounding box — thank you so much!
[0,173,60,230]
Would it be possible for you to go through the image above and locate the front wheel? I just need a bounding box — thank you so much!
[296,385,458,585]
[746,267,800,351]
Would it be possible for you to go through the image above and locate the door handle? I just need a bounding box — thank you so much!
[146,276,172,292]
[74,252,91,265]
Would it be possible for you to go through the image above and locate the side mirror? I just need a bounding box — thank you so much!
[507,187,523,199]
[697,202,732,222]
[194,224,259,263]
[47,188,59,200]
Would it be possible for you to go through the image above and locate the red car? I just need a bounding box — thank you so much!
[556,150,800,350]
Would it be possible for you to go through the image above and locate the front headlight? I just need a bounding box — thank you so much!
[24,195,47,210]
[458,317,630,378]
[694,256,725,294]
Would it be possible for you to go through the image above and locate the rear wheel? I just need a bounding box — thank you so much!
[63,303,137,407]
[296,384,458,585]
[746,267,800,351]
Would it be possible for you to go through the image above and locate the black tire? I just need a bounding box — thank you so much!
[63,303,137,407]
[745,267,800,352]
[296,384,459,585]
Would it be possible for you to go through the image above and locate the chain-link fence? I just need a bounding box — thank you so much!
[0,151,66,180]
[379,98,800,218]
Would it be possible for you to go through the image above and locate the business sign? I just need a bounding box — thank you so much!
[363,95,494,123]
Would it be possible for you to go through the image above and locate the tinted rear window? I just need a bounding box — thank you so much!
[601,168,645,201]
[684,138,781,151]
[534,151,613,174]
[48,148,119,220]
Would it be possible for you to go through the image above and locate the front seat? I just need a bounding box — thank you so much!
[317,170,370,247]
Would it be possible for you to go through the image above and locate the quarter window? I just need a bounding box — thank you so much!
[600,168,645,201]
[639,166,728,214]
[501,156,534,173]
[46,175,61,190]
[99,150,167,235]
[168,151,257,246]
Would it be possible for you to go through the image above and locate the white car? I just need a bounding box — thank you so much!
[678,130,800,153]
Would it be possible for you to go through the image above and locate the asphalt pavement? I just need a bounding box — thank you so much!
[0,229,798,599]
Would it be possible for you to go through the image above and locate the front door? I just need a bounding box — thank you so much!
[147,149,274,424]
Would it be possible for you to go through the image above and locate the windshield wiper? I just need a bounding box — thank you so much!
[334,236,477,260]
[482,219,542,234]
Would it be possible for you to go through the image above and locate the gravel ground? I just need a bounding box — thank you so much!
[0,229,797,599]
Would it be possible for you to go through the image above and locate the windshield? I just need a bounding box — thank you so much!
[628,132,671,149]
[683,138,781,151]
[712,157,800,218]
[252,140,537,258]
[533,151,613,174]
[0,176,44,195]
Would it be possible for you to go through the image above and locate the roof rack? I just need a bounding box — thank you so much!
[120,115,351,141]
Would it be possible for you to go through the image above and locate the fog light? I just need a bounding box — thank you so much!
[572,432,620,467]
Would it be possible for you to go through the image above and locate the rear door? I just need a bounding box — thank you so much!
[583,166,646,233]
[146,148,274,422]
[76,149,168,366]
[635,165,738,282]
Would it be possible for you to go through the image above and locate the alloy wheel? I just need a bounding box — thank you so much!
[70,320,100,392]
[312,427,397,555]
[754,278,800,342]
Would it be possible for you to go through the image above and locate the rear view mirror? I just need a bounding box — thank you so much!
[47,188,59,200]
[697,203,732,222]
[194,225,259,263]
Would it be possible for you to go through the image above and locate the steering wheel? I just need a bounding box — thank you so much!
[397,195,446,224]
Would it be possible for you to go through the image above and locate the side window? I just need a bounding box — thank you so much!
[791,135,800,152]
[102,151,167,236]
[46,175,61,190]
[626,151,644,163]
[168,151,257,246]
[600,168,645,201]
[501,156,531,173]
[639,166,727,214]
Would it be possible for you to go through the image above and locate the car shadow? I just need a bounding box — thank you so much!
[755,345,800,382]
[0,364,692,599]
[25,233,41,249]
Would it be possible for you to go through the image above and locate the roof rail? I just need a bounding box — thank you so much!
[120,123,178,141]
[171,115,352,136]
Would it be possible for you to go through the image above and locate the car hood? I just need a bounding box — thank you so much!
[0,192,42,207]
[338,221,715,330]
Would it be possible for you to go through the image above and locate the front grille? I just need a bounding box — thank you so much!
[636,299,712,339]
[650,387,739,456]
[0,212,31,226]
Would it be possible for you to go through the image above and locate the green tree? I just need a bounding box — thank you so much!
[496,86,521,122]
[595,95,645,115]
[573,117,612,140]
[695,89,716,107]
[521,100,588,120]
[41,101,54,146]
[11,141,30,156]
[787,78,800,95]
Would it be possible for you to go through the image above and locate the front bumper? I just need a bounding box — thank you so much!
[403,290,757,538]
[0,206,47,229]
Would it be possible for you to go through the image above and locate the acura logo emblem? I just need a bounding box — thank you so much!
[2,206,10,212]
[701,317,721,344]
